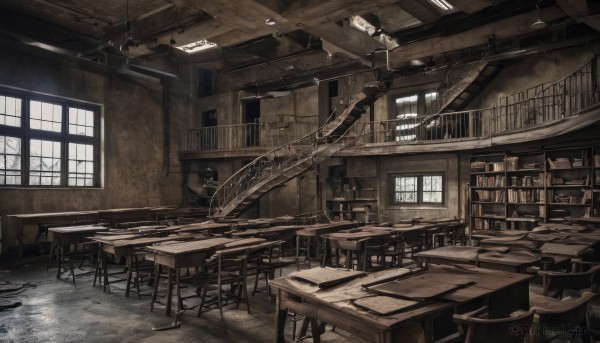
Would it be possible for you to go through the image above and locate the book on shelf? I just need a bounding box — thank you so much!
[595,155,600,168]
[475,175,505,187]
[475,189,505,202]
[485,162,505,172]
[470,161,486,171]
[505,156,518,171]
[547,157,572,169]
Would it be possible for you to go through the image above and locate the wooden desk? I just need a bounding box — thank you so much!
[177,222,233,235]
[48,225,110,280]
[324,230,391,270]
[414,246,541,273]
[295,222,356,269]
[271,265,532,343]
[97,207,156,226]
[93,235,187,297]
[6,211,100,258]
[147,237,265,316]
[231,225,301,241]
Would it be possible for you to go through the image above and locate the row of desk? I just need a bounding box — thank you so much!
[5,206,210,258]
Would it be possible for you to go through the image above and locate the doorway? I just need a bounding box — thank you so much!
[243,100,260,147]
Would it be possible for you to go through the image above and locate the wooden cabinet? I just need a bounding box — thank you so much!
[326,176,378,223]
[470,147,599,231]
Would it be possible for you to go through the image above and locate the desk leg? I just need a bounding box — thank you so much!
[150,264,160,312]
[310,318,321,343]
[175,266,182,315]
[274,289,287,343]
[17,219,23,259]
[102,252,110,293]
[56,241,63,279]
[125,255,133,297]
[166,267,173,316]
[295,236,300,271]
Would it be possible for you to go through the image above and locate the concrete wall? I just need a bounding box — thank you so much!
[0,47,187,254]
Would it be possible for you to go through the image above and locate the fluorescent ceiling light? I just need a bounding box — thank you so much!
[175,40,217,54]
[429,0,454,11]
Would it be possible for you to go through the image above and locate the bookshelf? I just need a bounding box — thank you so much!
[546,147,593,221]
[470,147,599,231]
[325,162,378,223]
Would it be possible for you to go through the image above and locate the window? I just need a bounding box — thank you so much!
[0,89,100,187]
[392,90,438,141]
[390,173,444,206]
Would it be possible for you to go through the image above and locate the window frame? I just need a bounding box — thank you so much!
[388,172,445,207]
[0,88,101,188]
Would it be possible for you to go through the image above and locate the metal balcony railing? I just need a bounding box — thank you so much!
[179,122,317,152]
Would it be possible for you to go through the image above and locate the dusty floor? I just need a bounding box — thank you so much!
[1,258,598,343]
[0,259,357,343]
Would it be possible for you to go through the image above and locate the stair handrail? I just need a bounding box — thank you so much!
[209,74,363,217]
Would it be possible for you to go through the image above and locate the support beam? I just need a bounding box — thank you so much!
[388,6,567,67]
[556,0,600,30]
[305,22,384,63]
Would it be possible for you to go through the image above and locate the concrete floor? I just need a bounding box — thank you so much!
[1,258,598,343]
[0,259,358,343]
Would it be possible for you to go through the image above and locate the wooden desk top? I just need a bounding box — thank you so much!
[230,225,302,237]
[48,225,110,234]
[414,246,480,262]
[327,230,390,241]
[540,242,591,256]
[295,221,356,236]
[177,222,233,232]
[91,233,143,240]
[147,237,264,255]
[95,235,183,247]
[7,211,98,219]
[415,246,541,267]
[271,265,531,330]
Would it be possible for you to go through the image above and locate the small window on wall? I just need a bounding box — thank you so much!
[0,87,100,187]
[390,173,445,206]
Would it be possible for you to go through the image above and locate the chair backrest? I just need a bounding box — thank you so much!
[540,265,600,297]
[453,308,535,343]
[531,291,594,330]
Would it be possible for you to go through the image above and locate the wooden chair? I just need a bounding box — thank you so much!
[538,265,600,298]
[529,291,594,343]
[252,241,295,297]
[194,248,251,329]
[452,306,535,343]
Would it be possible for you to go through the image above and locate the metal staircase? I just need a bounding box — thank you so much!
[397,60,501,139]
[209,71,392,219]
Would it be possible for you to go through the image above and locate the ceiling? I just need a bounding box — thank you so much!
[0,0,599,86]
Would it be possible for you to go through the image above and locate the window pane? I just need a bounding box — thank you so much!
[68,107,95,137]
[68,143,94,187]
[0,136,22,185]
[394,176,418,203]
[395,94,418,119]
[0,95,22,128]
[425,91,438,113]
[422,175,443,203]
[30,139,61,185]
[30,100,62,132]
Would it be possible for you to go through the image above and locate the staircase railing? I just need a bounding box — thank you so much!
[493,53,600,132]
[209,74,364,217]
[425,61,486,116]
[357,54,600,143]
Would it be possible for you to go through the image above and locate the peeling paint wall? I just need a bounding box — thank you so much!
[0,47,187,254]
